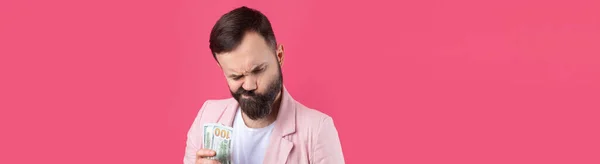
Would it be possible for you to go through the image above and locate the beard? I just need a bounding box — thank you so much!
[230,67,283,120]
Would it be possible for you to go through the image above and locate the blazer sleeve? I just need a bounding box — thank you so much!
[312,117,345,164]
[183,100,210,164]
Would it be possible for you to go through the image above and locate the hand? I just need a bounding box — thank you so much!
[195,149,221,164]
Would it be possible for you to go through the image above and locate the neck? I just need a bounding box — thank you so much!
[241,90,282,128]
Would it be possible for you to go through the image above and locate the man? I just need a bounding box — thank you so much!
[183,6,345,164]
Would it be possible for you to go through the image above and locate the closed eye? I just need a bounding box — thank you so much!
[230,75,243,80]
[252,68,264,74]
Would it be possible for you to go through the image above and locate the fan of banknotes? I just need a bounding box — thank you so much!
[203,123,233,164]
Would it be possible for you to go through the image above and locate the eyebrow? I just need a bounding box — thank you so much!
[228,63,266,78]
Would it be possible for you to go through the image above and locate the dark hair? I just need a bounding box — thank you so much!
[209,6,277,60]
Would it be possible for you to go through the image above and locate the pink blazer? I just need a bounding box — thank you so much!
[183,87,345,164]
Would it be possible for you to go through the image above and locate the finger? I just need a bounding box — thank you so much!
[196,149,216,158]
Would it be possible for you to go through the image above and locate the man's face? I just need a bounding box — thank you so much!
[215,32,283,120]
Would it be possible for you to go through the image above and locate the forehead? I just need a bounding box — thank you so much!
[216,32,274,72]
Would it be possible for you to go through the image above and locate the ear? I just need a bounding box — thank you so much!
[276,44,285,67]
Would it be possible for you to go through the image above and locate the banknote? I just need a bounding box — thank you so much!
[203,123,233,164]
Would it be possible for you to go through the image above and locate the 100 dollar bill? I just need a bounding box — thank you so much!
[203,123,233,164]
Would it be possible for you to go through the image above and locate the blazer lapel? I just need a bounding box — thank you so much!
[217,98,238,127]
[264,87,297,164]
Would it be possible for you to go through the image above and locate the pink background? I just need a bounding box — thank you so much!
[1,0,599,163]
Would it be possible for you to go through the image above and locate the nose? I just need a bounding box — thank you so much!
[242,75,257,92]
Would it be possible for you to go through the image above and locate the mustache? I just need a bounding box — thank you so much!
[234,87,257,97]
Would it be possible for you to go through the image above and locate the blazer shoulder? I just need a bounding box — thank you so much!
[195,98,235,119]
[294,101,334,128]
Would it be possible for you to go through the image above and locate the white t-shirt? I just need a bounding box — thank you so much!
[232,108,275,164]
